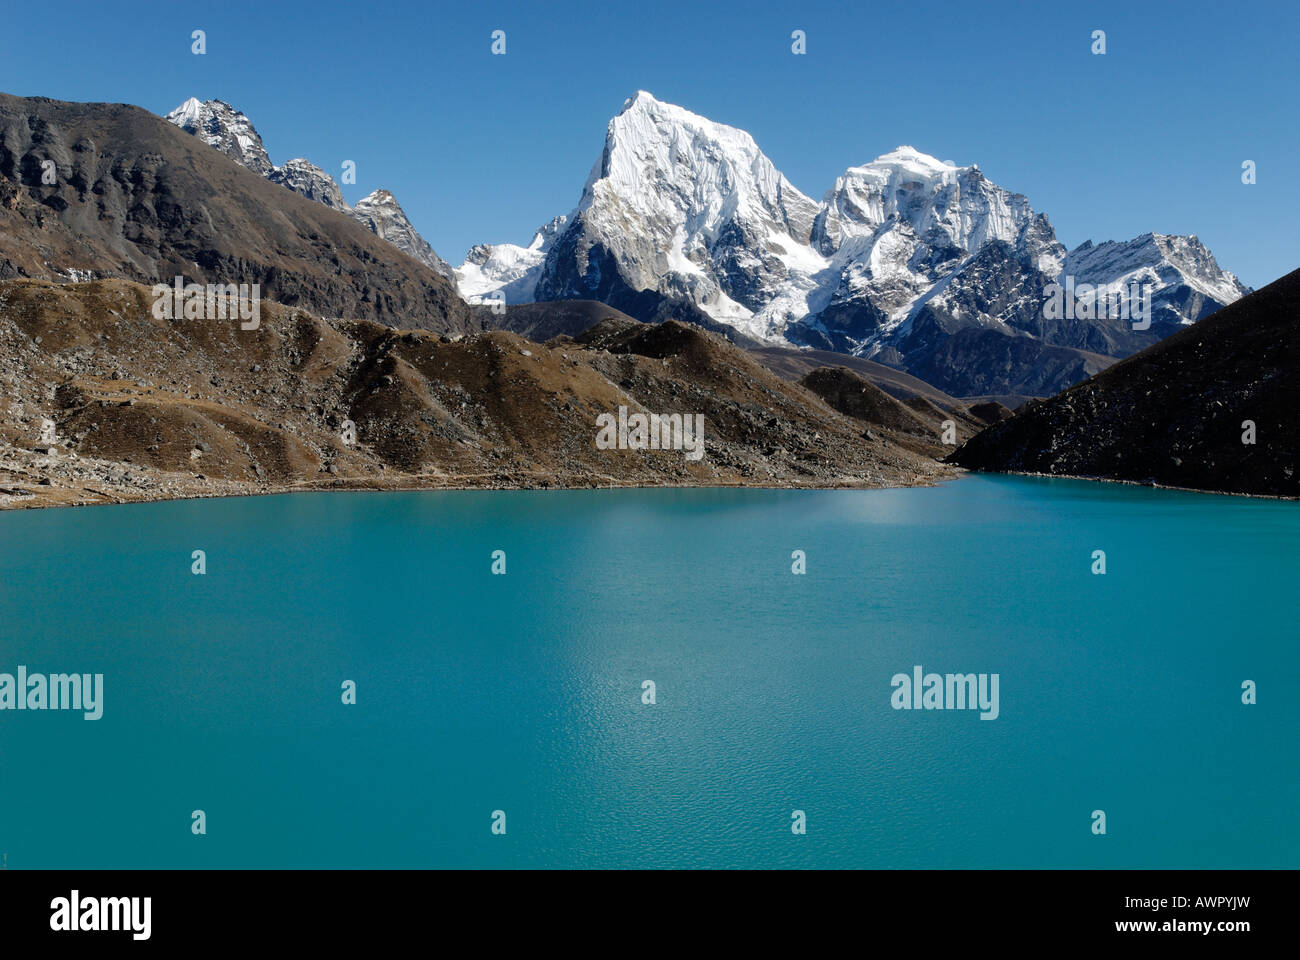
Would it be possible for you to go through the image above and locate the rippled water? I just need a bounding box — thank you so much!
[1,476,1296,868]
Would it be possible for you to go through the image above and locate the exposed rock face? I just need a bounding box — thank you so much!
[949,268,1300,498]
[353,189,453,278]
[894,314,1116,398]
[0,93,470,330]
[267,157,349,210]
[0,278,958,509]
[165,97,274,175]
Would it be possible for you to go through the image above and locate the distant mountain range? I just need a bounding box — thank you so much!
[461,92,1248,397]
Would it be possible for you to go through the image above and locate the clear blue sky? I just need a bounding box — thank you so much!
[2,0,1296,288]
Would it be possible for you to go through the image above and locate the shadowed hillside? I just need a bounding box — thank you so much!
[950,268,1300,497]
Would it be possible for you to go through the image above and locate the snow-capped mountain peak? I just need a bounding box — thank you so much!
[870,145,962,173]
[457,92,1247,396]
[165,97,273,176]
[589,90,820,248]
[171,96,205,125]
[1062,232,1248,325]
[528,214,568,251]
[455,215,569,304]
[814,146,1042,260]
[526,90,827,335]
[267,157,348,210]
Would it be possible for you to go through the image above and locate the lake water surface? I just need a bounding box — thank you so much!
[1,476,1296,868]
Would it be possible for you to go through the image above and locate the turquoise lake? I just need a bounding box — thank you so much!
[0,475,1296,868]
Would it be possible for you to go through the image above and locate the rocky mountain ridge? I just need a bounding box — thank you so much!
[0,93,470,331]
[166,98,454,279]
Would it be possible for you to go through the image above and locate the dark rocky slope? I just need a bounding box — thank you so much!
[950,268,1300,497]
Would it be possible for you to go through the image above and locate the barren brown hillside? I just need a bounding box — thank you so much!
[0,278,958,508]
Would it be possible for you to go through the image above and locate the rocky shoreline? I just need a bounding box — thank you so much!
[0,442,962,512]
[954,467,1298,501]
